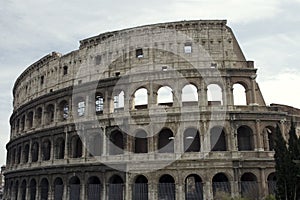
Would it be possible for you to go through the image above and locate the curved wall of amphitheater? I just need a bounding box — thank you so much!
[4,20,300,200]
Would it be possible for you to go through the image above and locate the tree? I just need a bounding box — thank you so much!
[274,124,289,200]
[274,123,300,200]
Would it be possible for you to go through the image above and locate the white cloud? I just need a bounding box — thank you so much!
[259,71,300,108]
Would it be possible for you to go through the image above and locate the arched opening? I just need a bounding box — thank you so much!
[182,84,198,106]
[87,176,101,200]
[45,104,55,125]
[69,176,80,200]
[54,178,64,200]
[16,119,20,133]
[158,128,174,153]
[71,135,82,158]
[95,93,104,114]
[16,146,21,164]
[184,128,200,152]
[29,179,37,200]
[76,97,86,117]
[108,175,124,200]
[55,138,65,159]
[237,126,254,151]
[27,111,34,129]
[87,133,102,157]
[265,126,275,151]
[157,86,173,106]
[114,91,124,112]
[58,100,69,121]
[210,126,227,151]
[20,115,25,131]
[212,173,231,197]
[207,84,223,105]
[40,178,49,200]
[109,130,125,155]
[14,181,19,200]
[185,174,203,200]
[23,144,29,163]
[11,148,16,165]
[158,174,175,200]
[20,180,26,200]
[134,130,148,153]
[35,107,42,127]
[31,142,39,162]
[63,66,68,75]
[133,175,148,200]
[134,88,148,109]
[233,83,247,105]
[42,139,51,161]
[267,173,276,195]
[241,173,258,199]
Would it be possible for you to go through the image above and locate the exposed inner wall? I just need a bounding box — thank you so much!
[12,20,255,110]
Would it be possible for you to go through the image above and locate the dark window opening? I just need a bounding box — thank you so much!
[237,126,254,151]
[135,131,148,153]
[158,175,175,200]
[40,76,44,85]
[133,175,148,200]
[212,173,231,197]
[71,136,82,158]
[185,174,203,200]
[42,140,51,161]
[158,129,174,153]
[109,130,125,155]
[184,128,200,152]
[63,66,68,75]
[210,127,226,151]
[136,48,143,58]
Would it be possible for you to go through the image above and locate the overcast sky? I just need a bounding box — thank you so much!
[1,0,300,165]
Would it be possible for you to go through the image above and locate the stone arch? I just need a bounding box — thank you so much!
[95,92,104,114]
[158,174,175,200]
[16,146,21,164]
[133,175,148,200]
[55,137,65,159]
[241,172,259,199]
[87,176,101,200]
[134,129,148,153]
[23,144,29,163]
[157,86,173,106]
[182,84,198,103]
[109,129,125,155]
[207,83,223,105]
[212,173,231,197]
[31,141,39,162]
[133,87,148,109]
[58,100,69,121]
[42,139,51,161]
[233,83,247,105]
[75,96,86,117]
[20,115,25,131]
[87,132,102,157]
[210,126,227,151]
[184,127,201,152]
[185,174,203,200]
[35,107,43,127]
[29,179,37,200]
[69,176,80,200]
[108,175,124,200]
[114,90,125,111]
[14,180,19,200]
[45,104,55,125]
[40,178,49,200]
[54,177,64,200]
[71,135,82,158]
[237,125,254,151]
[20,179,27,200]
[26,111,34,129]
[267,172,276,195]
[158,128,174,153]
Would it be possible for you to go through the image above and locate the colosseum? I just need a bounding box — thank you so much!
[4,19,300,200]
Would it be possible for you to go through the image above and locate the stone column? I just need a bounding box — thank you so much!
[102,127,107,156]
[260,168,267,198]
[255,119,264,151]
[51,135,55,162]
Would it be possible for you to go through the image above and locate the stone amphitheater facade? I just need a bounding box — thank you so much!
[4,20,300,200]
